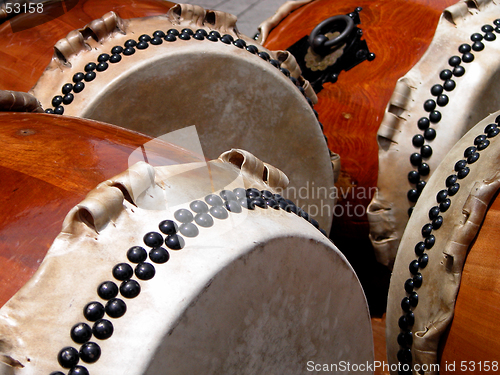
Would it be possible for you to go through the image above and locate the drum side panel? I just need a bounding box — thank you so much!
[144,236,373,375]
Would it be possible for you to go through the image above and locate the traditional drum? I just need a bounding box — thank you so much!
[386,110,500,375]
[258,0,456,251]
[368,0,500,268]
[26,3,334,231]
[0,148,373,375]
[0,112,202,308]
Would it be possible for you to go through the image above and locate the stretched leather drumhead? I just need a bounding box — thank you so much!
[0,150,373,375]
[30,4,334,232]
[368,0,500,267]
[386,110,500,375]
[0,112,200,308]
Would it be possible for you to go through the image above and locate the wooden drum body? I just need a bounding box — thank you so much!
[386,110,500,374]
[26,4,334,232]
[0,149,373,374]
[368,0,500,267]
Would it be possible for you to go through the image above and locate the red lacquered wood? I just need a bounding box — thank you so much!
[0,0,175,92]
[439,191,500,373]
[0,112,200,307]
[263,0,456,241]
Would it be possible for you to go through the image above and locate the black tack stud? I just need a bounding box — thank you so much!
[84,62,96,72]
[454,159,467,172]
[405,311,415,327]
[409,260,419,275]
[54,106,64,115]
[485,123,497,133]
[124,39,137,47]
[98,53,110,62]
[123,47,135,55]
[220,34,234,44]
[210,205,229,219]
[159,220,178,235]
[83,301,105,322]
[446,174,458,187]
[401,297,411,312]
[181,28,194,35]
[135,262,155,280]
[488,128,500,138]
[457,167,470,179]
[410,153,422,166]
[151,37,163,45]
[429,111,442,123]
[439,69,452,80]
[225,200,243,213]
[477,140,490,151]
[462,52,474,63]
[432,215,443,229]
[96,62,108,72]
[413,273,423,288]
[120,280,141,299]
[165,234,185,250]
[482,24,494,32]
[195,29,208,36]
[471,33,483,41]
[149,247,170,263]
[58,347,79,368]
[194,212,214,227]
[397,349,413,365]
[436,189,448,203]
[429,206,440,220]
[105,298,127,318]
[139,34,151,42]
[448,183,460,196]
[205,194,224,206]
[409,291,419,307]
[472,41,484,51]
[453,65,465,77]
[179,33,191,40]
[464,146,477,158]
[419,254,429,268]
[73,81,85,93]
[467,152,480,164]
[112,263,133,281]
[421,224,433,237]
[443,79,456,91]
[246,44,258,54]
[398,315,409,330]
[45,108,54,114]
[418,163,430,176]
[165,34,177,42]
[424,128,436,140]
[238,197,256,210]
[193,33,204,40]
[127,246,147,263]
[425,235,436,249]
[436,95,449,107]
[458,43,471,53]
[421,145,433,158]
[84,71,96,82]
[448,55,461,66]
[495,19,500,26]
[474,134,487,145]
[144,232,163,247]
[167,28,179,36]
[269,59,281,68]
[430,84,443,96]
[109,54,122,63]
[111,46,124,54]
[63,93,74,105]
[412,134,424,147]
[258,51,270,61]
[70,322,92,344]
[233,38,246,48]
[398,332,413,347]
[266,199,280,209]
[439,199,451,213]
[50,371,65,375]
[97,281,118,300]
[220,189,237,202]
[404,278,414,293]
[417,117,430,130]
[179,222,200,237]
[62,83,73,94]
[73,72,85,83]
[280,67,291,77]
[174,208,194,223]
[252,196,267,208]
[423,99,436,112]
[52,95,63,107]
[190,200,209,213]
[415,242,426,256]
[92,319,113,340]
[484,32,496,41]
[416,180,426,192]
[79,342,101,363]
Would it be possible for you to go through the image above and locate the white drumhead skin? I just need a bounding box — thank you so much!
[0,150,373,375]
[31,5,335,233]
[386,111,500,375]
[368,0,500,268]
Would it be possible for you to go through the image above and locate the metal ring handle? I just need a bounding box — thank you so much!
[308,15,355,55]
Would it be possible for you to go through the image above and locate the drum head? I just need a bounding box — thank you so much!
[31,5,335,232]
[386,110,500,374]
[0,150,373,374]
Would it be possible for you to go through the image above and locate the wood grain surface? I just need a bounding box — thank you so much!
[0,0,175,92]
[263,0,456,241]
[439,190,500,373]
[0,112,200,307]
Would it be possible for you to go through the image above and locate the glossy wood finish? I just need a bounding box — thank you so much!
[0,113,200,307]
[0,0,175,92]
[263,0,456,242]
[440,190,500,373]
